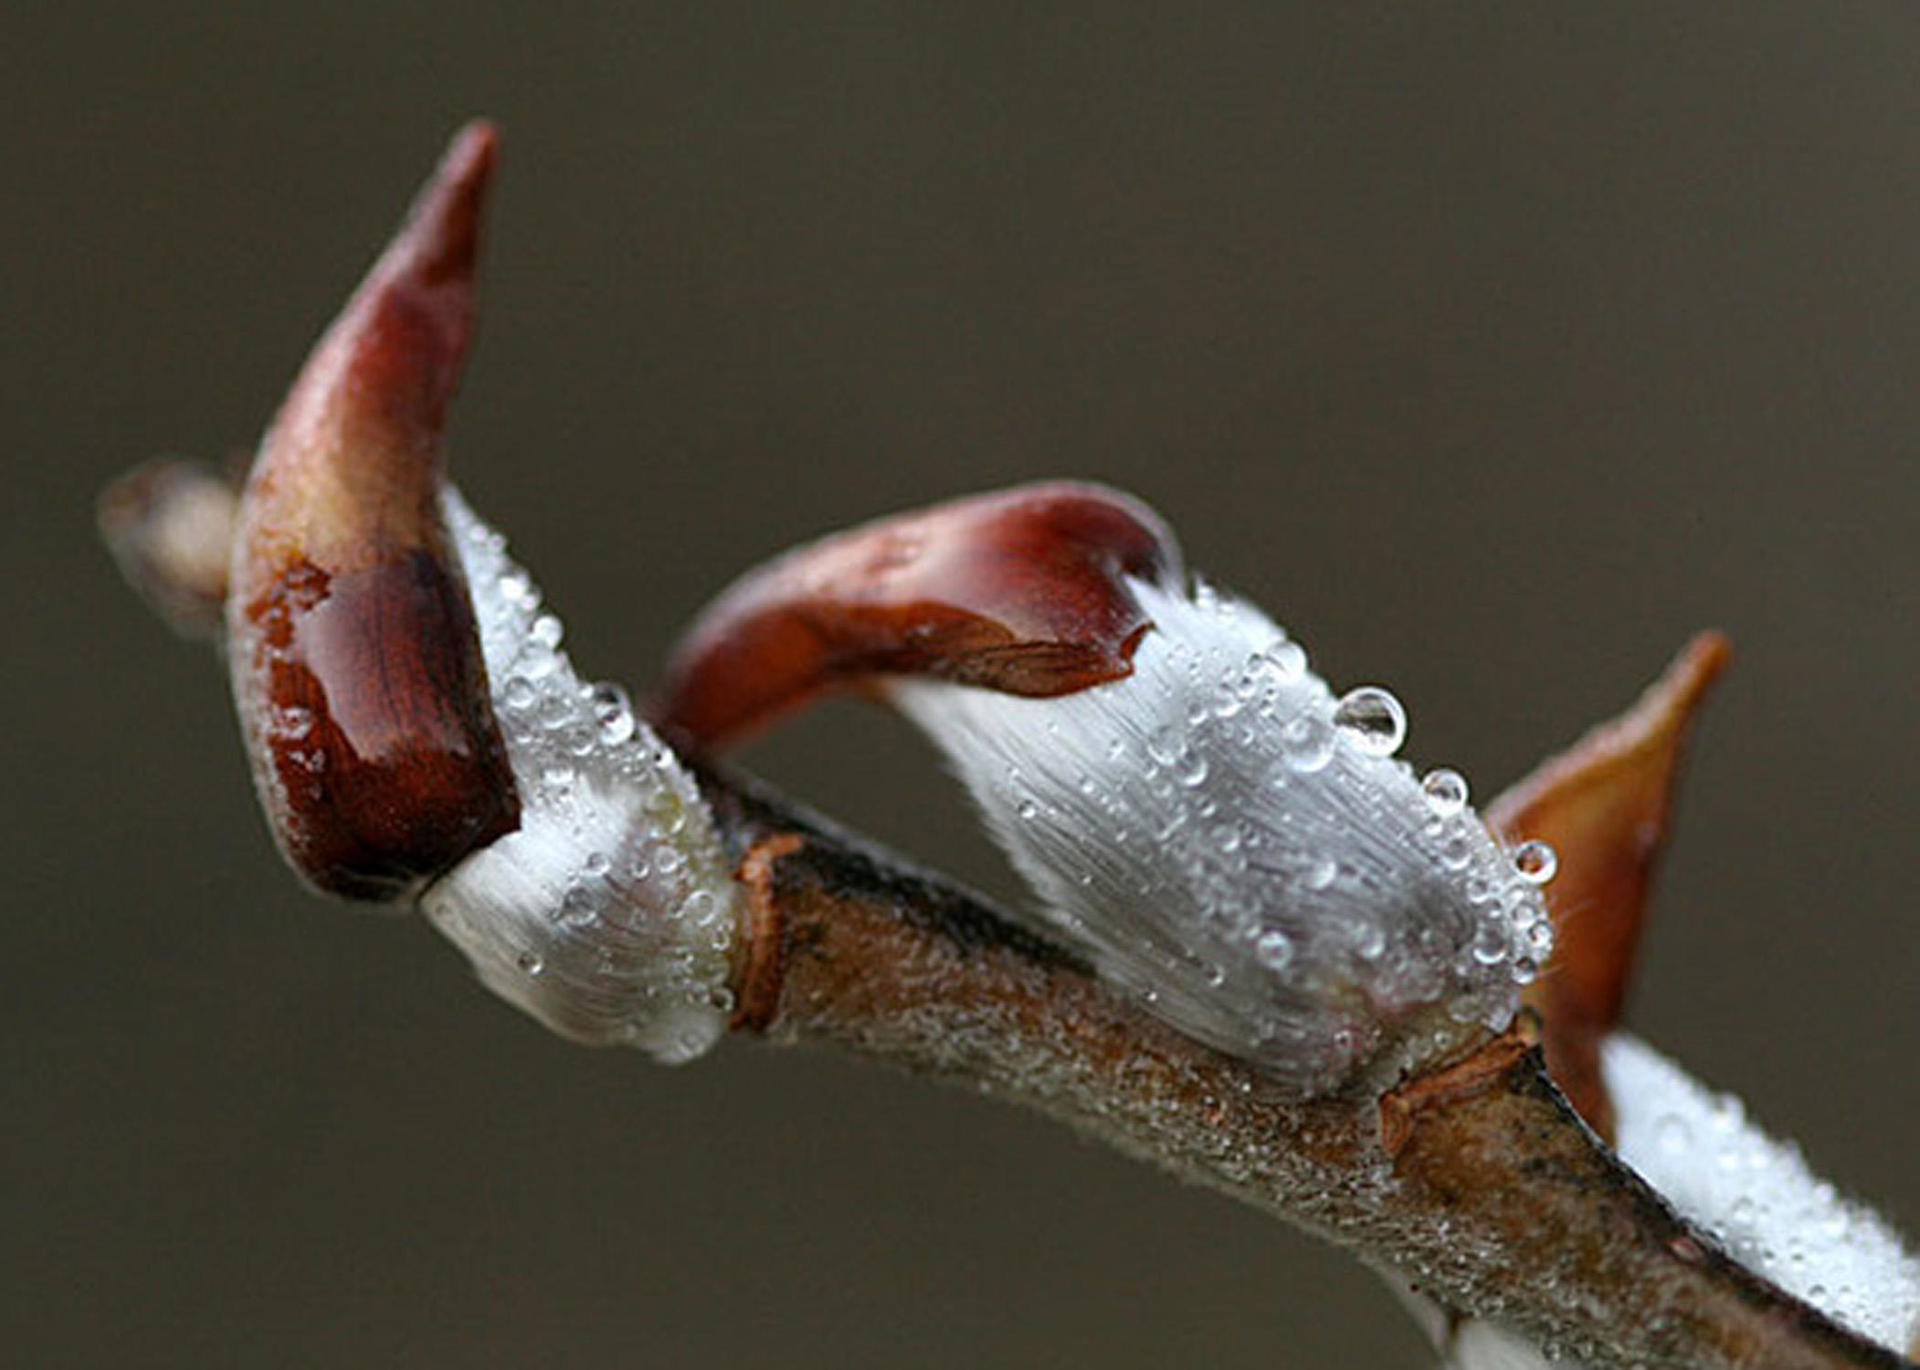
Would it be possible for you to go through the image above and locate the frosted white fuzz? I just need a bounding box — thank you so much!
[892,579,1553,1095]
[1442,1034,1920,1367]
[1604,1034,1920,1349]
[420,490,740,1064]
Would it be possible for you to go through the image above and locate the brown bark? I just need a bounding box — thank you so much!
[698,763,1910,1370]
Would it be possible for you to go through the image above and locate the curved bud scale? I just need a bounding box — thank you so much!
[1488,630,1732,1142]
[225,123,519,900]
[658,482,1184,748]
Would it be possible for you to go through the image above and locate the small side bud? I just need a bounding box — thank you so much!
[224,124,519,900]
[660,481,1183,747]
[96,459,238,639]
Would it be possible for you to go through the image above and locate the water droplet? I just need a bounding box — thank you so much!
[516,950,545,976]
[589,681,636,745]
[1421,768,1469,816]
[1229,654,1265,702]
[1333,685,1406,756]
[1215,668,1248,718]
[1655,1113,1693,1155]
[518,644,559,681]
[1471,919,1509,965]
[1267,640,1308,681]
[1255,928,1295,971]
[557,883,597,926]
[530,614,564,650]
[583,851,611,878]
[1281,711,1335,773]
[1303,856,1337,891]
[1513,839,1558,884]
[536,690,572,730]
[1146,725,1184,767]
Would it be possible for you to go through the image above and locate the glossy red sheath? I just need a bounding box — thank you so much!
[225,124,519,900]
[659,481,1185,748]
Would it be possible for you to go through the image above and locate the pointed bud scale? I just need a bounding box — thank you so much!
[224,124,519,900]
[1488,631,1732,1140]
[659,482,1184,748]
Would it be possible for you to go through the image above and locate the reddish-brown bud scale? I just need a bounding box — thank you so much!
[1489,630,1731,1141]
[225,123,519,900]
[658,482,1184,748]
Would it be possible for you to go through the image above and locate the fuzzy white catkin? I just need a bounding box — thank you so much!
[892,577,1555,1096]
[418,489,739,1063]
[887,572,1920,1359]
[1442,1034,1920,1367]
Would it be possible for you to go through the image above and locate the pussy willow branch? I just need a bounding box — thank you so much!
[92,461,1914,1370]
[97,123,1915,1370]
[685,759,1905,1370]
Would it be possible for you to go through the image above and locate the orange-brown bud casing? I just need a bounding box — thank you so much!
[225,124,519,900]
[659,482,1184,748]
[1489,631,1731,1141]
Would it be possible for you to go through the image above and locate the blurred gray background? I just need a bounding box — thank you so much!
[4,4,1917,1366]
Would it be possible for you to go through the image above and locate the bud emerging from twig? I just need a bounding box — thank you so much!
[223,123,519,900]
[664,487,1558,1096]
[214,124,741,1059]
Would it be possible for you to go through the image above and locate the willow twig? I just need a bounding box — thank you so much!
[691,764,1905,1370]
[97,122,1918,1370]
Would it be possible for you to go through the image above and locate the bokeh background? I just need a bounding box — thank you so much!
[5,4,1917,1366]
